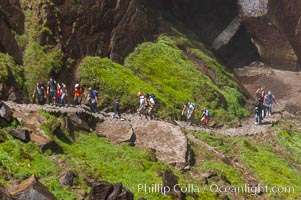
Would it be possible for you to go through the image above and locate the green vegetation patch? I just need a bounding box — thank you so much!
[80,35,248,124]
[192,130,301,198]
[0,53,24,89]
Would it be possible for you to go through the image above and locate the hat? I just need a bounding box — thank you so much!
[75,83,79,88]
[136,91,142,97]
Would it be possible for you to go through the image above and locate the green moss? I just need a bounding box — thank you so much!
[0,53,25,89]
[0,139,59,185]
[80,35,248,123]
[192,129,301,198]
[22,8,63,97]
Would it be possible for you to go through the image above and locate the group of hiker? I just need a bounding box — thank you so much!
[136,91,157,120]
[32,78,210,125]
[136,91,210,126]
[254,87,277,125]
[32,78,98,113]
[181,102,210,127]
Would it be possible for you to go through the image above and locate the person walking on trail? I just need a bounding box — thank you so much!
[87,87,98,113]
[74,83,84,105]
[47,78,58,105]
[255,87,265,120]
[254,101,263,125]
[181,102,195,120]
[264,91,277,116]
[145,93,156,119]
[60,83,68,107]
[136,91,146,117]
[201,108,210,127]
[111,97,124,120]
[32,82,46,105]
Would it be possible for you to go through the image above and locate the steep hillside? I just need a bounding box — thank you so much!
[1,1,301,200]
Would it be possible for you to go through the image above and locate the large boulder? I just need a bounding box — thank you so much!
[95,120,135,145]
[131,117,188,169]
[11,175,57,200]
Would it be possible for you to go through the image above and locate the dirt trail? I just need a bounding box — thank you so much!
[235,62,301,115]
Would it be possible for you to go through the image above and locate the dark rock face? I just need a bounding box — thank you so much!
[238,0,301,71]
[89,181,114,200]
[0,0,24,64]
[0,103,13,122]
[8,128,31,142]
[11,175,57,200]
[59,170,76,186]
[158,0,259,68]
[89,181,134,200]
[162,170,182,199]
[40,0,158,63]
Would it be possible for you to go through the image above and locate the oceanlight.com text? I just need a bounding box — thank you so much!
[209,184,295,195]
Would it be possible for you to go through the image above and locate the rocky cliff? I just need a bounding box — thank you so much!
[38,0,158,64]
[0,0,24,64]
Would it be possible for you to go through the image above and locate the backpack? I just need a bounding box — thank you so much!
[149,94,156,103]
[266,94,273,104]
[92,90,98,97]
[48,80,57,91]
[205,110,210,117]
[37,83,44,96]
[190,103,196,109]
[254,103,261,113]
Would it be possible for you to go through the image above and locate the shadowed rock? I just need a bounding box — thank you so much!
[162,170,182,199]
[8,128,30,142]
[0,185,12,200]
[117,190,134,200]
[0,103,13,121]
[89,181,114,200]
[11,175,56,200]
[67,113,91,132]
[59,170,76,187]
[107,183,122,200]
[30,132,63,153]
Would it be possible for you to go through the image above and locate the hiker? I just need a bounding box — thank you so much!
[255,87,265,119]
[254,102,263,125]
[56,83,62,104]
[111,97,123,120]
[74,83,84,105]
[60,83,68,107]
[145,93,156,119]
[181,102,195,120]
[200,108,210,127]
[264,91,277,116]
[32,82,46,105]
[47,78,58,105]
[136,91,146,117]
[87,87,98,113]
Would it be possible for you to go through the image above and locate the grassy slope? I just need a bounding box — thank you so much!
[0,112,218,200]
[80,35,248,124]
[191,119,301,199]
